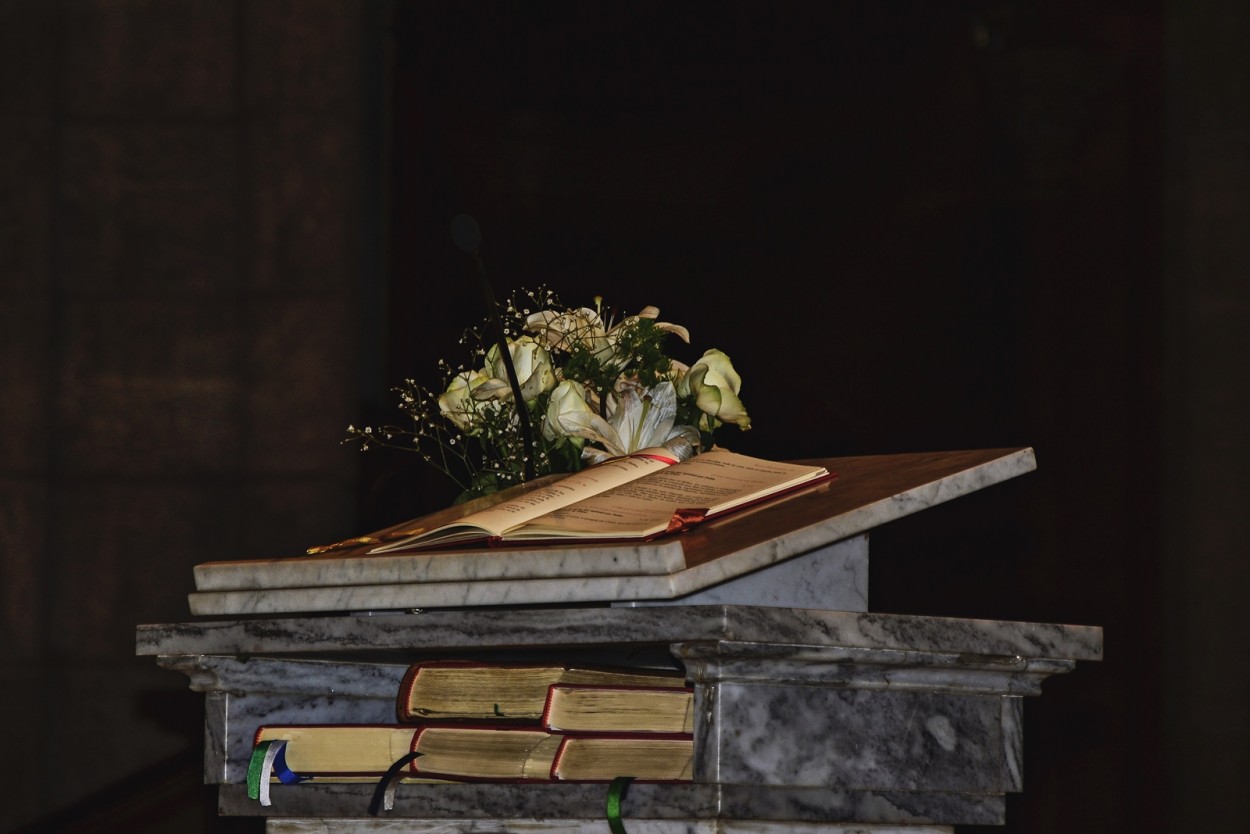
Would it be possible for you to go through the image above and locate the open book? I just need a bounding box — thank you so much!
[368,448,833,553]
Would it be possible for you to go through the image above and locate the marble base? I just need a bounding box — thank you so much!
[221,782,1001,826]
[145,604,1100,830]
[266,822,952,834]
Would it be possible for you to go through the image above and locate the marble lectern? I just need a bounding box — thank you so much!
[136,447,1103,833]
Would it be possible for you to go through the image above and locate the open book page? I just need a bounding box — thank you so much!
[368,449,677,552]
[501,449,830,541]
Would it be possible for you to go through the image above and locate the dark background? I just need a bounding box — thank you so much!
[2,1,1246,832]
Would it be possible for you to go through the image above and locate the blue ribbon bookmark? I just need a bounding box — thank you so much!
[606,776,635,834]
[271,742,309,786]
[368,751,422,816]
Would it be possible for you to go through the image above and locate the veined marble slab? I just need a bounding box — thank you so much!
[188,448,1035,616]
[218,782,1004,826]
[137,606,1104,663]
[266,821,953,834]
[164,640,1072,788]
[141,605,1100,831]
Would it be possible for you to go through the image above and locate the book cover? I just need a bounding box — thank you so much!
[252,724,418,777]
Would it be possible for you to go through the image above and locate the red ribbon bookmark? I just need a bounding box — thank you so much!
[665,507,708,534]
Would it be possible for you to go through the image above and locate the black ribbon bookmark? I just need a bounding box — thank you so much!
[368,751,422,816]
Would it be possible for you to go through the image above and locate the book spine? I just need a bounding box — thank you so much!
[397,659,483,722]
[539,682,559,728]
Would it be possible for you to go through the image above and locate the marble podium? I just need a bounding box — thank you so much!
[136,447,1103,833]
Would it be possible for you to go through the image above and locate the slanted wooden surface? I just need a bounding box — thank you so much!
[193,447,1033,596]
[677,447,1033,569]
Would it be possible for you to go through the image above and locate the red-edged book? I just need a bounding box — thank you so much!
[396,659,686,722]
[252,724,419,778]
[541,683,695,734]
[549,732,693,782]
[408,723,693,783]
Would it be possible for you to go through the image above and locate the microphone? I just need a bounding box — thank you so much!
[450,213,482,255]
[450,214,537,482]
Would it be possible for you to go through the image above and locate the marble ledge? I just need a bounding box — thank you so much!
[137,605,1103,664]
[194,538,691,591]
[187,547,860,620]
[186,536,866,616]
[160,645,1074,700]
[190,534,872,618]
[156,655,410,696]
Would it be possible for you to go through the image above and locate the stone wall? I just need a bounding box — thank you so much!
[0,2,373,830]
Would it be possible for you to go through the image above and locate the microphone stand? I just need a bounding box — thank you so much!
[451,214,537,482]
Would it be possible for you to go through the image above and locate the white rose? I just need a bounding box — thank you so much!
[680,349,751,430]
[438,370,491,433]
[542,380,618,449]
[478,336,557,403]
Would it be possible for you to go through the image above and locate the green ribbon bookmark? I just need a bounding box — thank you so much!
[246,740,277,801]
[246,739,297,806]
[606,776,635,834]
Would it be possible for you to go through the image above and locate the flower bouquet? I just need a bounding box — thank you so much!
[347,288,751,503]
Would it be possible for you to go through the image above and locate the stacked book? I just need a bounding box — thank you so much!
[252,659,694,786]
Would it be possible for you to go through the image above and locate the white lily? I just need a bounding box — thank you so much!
[542,380,608,447]
[578,381,701,465]
[524,307,611,355]
[526,304,691,370]
[612,305,691,345]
